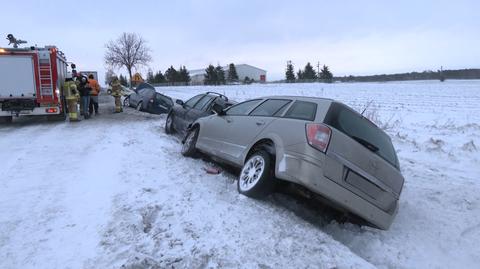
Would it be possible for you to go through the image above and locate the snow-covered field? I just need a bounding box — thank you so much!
[0,80,479,269]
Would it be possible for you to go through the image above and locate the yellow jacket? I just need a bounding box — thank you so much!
[63,81,79,100]
[111,80,122,97]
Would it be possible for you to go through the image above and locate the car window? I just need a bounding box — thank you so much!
[184,94,204,108]
[273,102,292,116]
[226,99,262,116]
[324,102,399,168]
[250,99,291,117]
[137,88,148,95]
[156,93,173,106]
[193,95,215,111]
[284,101,317,121]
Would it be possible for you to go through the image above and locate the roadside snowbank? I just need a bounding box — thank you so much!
[0,80,479,268]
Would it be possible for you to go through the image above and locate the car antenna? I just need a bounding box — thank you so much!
[361,100,374,116]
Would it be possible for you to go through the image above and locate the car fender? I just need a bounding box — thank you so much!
[183,119,203,143]
[241,132,286,176]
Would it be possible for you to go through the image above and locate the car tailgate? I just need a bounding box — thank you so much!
[322,103,404,212]
[323,129,404,213]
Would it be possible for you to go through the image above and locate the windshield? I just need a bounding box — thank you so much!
[324,102,399,168]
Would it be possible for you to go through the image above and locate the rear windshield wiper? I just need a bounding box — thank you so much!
[351,135,379,152]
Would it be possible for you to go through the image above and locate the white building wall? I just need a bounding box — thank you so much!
[234,64,266,82]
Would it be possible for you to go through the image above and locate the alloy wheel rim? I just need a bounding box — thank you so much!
[239,155,265,191]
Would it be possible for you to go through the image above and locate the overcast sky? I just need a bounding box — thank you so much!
[2,0,479,83]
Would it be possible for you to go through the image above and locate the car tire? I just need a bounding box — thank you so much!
[136,102,142,111]
[238,150,275,198]
[165,112,175,134]
[123,95,130,107]
[181,127,199,157]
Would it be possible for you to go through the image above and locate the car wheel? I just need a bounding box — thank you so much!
[165,112,175,134]
[181,127,199,157]
[136,102,142,111]
[238,150,275,198]
[123,96,130,107]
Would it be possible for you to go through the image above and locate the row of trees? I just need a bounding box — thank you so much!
[285,61,333,83]
[146,66,190,85]
[204,63,239,85]
[104,32,336,86]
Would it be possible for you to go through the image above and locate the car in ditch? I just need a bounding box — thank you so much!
[165,92,235,136]
[180,96,404,230]
[126,82,173,114]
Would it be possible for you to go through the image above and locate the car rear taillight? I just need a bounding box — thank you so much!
[45,108,58,113]
[306,123,331,153]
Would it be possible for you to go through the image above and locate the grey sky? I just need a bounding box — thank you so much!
[2,0,479,83]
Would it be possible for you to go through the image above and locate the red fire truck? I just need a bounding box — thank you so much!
[0,43,69,122]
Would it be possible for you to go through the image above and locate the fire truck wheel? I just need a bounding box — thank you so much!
[0,116,13,123]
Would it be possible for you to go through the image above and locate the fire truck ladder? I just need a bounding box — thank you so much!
[38,56,53,102]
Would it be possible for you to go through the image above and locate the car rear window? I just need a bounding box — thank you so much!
[250,99,291,117]
[184,94,204,108]
[284,101,317,121]
[324,102,399,168]
[193,95,215,111]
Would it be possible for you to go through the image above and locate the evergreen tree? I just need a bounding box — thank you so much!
[119,74,128,86]
[303,62,317,80]
[243,76,252,84]
[215,65,226,85]
[165,66,178,84]
[285,61,295,82]
[146,69,155,84]
[178,66,191,84]
[154,71,166,84]
[319,65,333,83]
[227,63,239,83]
[204,65,217,85]
[297,69,304,80]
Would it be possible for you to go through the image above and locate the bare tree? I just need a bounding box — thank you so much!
[105,33,152,87]
[104,68,116,85]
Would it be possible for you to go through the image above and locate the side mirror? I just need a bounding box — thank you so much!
[212,103,225,115]
[176,99,184,106]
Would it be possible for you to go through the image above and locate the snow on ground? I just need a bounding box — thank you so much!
[0,80,479,269]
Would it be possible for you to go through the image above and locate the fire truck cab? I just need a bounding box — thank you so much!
[0,45,69,122]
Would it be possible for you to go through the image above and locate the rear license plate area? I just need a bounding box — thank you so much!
[345,170,383,200]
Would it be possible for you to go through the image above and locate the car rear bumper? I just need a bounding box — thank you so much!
[276,151,398,230]
[0,106,61,116]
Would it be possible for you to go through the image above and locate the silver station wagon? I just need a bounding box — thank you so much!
[181,96,404,229]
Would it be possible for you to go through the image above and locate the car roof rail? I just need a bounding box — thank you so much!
[206,91,228,101]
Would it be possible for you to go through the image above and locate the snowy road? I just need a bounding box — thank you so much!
[1,81,479,268]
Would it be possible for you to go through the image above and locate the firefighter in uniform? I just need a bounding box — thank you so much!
[110,76,123,113]
[63,77,80,121]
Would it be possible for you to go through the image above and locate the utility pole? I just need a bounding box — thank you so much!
[317,61,320,78]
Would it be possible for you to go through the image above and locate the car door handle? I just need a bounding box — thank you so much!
[256,121,265,126]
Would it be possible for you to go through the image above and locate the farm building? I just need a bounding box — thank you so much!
[190,64,267,85]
